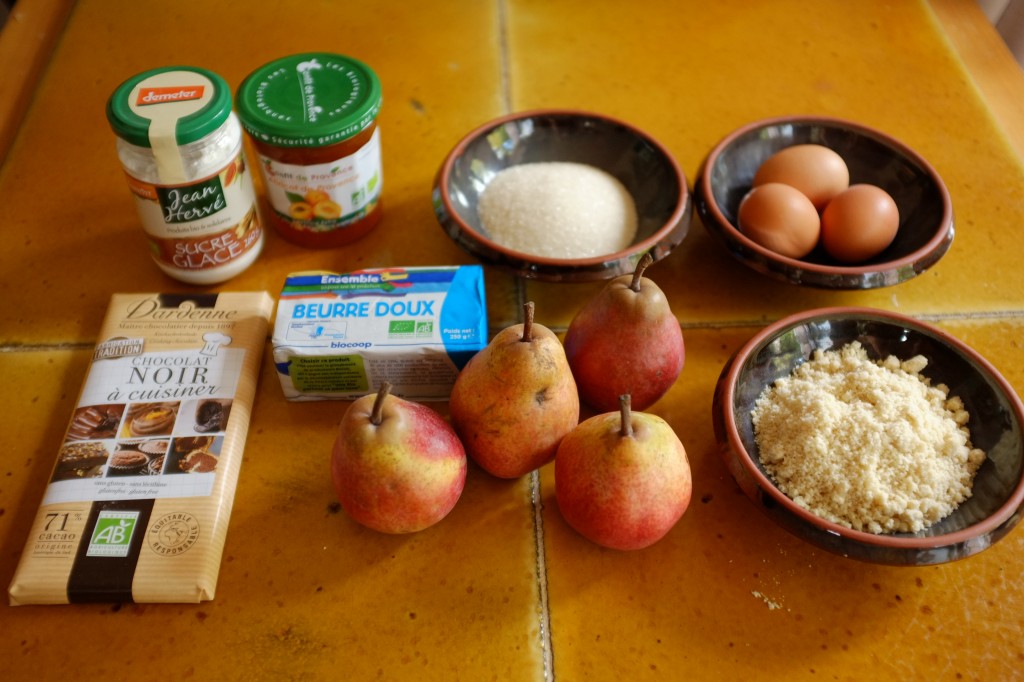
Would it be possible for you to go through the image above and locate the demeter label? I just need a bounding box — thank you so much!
[136,85,206,106]
[86,510,140,557]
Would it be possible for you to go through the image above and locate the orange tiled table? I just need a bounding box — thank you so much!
[1,1,1023,679]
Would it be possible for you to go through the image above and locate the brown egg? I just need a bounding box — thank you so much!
[753,144,850,211]
[821,184,900,263]
[738,183,821,259]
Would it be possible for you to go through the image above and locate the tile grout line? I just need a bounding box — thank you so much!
[530,468,555,681]
[497,1,555,676]
[535,308,1024,335]
[497,0,512,115]
[0,342,94,352]
[3,310,1024,353]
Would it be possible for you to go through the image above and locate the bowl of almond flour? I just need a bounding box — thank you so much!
[712,307,1024,565]
[432,109,690,282]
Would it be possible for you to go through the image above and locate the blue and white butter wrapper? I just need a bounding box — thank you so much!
[273,266,488,401]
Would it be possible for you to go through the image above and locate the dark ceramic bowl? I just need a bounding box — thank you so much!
[432,109,691,282]
[695,116,953,289]
[712,307,1024,565]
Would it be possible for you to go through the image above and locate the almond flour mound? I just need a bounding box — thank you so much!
[751,341,986,534]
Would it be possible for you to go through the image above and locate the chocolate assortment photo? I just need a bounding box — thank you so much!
[147,455,166,476]
[138,439,169,458]
[193,399,231,433]
[107,439,170,476]
[105,448,148,476]
[65,404,124,441]
[123,402,179,438]
[165,435,221,475]
[51,442,109,482]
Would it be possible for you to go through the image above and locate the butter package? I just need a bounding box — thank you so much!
[9,292,273,605]
[274,266,487,401]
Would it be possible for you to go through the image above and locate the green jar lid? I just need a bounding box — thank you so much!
[235,53,382,148]
[106,66,233,147]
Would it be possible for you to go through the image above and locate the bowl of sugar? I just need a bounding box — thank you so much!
[432,109,691,282]
[713,306,1024,566]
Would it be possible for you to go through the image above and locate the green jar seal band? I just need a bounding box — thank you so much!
[107,66,233,149]
[235,53,382,148]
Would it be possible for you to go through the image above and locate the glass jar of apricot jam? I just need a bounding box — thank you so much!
[236,53,383,248]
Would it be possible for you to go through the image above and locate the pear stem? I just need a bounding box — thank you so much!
[619,394,633,437]
[370,382,392,426]
[630,252,654,292]
[521,301,535,342]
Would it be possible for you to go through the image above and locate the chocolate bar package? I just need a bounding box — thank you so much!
[9,292,273,604]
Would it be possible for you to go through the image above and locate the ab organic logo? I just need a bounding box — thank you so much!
[86,511,140,557]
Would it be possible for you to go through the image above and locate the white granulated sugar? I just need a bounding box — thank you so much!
[477,162,639,259]
[751,341,986,534]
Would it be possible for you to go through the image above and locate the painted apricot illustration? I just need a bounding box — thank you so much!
[312,200,342,220]
[289,202,314,220]
[304,189,330,206]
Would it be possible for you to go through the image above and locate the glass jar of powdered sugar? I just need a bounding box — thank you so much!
[107,66,264,284]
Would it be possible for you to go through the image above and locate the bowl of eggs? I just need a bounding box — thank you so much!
[695,115,953,289]
[432,109,691,282]
[712,306,1024,565]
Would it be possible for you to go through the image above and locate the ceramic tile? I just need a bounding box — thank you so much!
[0,0,520,344]
[931,0,1024,162]
[0,350,91,562]
[0,0,76,161]
[0,348,545,680]
[510,0,1024,330]
[540,320,1024,681]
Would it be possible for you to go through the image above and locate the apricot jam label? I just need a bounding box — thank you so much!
[257,127,382,233]
[126,151,263,272]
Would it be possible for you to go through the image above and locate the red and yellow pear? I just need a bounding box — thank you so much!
[564,253,684,412]
[555,394,692,550]
[331,382,467,533]
[450,302,579,478]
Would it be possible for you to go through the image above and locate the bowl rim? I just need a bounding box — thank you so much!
[697,114,954,277]
[436,107,690,267]
[720,305,1024,549]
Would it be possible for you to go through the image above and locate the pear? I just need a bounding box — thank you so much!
[564,252,684,412]
[331,382,467,533]
[555,394,692,550]
[450,301,580,478]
